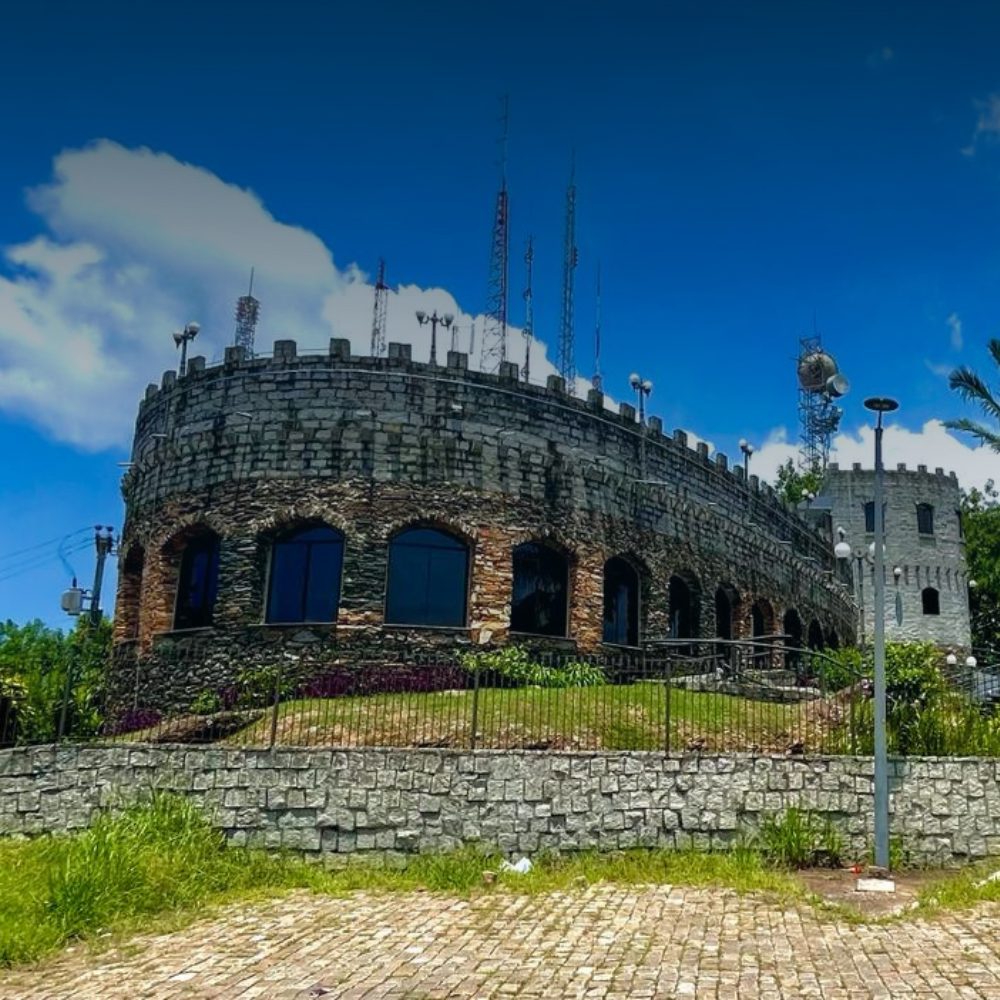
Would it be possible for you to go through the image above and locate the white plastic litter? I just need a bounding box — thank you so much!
[975,870,1000,888]
[499,857,533,875]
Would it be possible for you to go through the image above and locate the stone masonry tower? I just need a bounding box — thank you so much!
[818,463,970,650]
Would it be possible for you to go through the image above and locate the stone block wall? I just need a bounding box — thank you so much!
[2,745,998,865]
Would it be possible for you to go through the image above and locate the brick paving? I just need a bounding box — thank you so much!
[3,886,1000,999]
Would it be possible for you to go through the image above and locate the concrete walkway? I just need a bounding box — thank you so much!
[3,885,1000,999]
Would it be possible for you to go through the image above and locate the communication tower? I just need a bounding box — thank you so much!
[370,259,389,358]
[522,236,534,381]
[233,268,260,357]
[480,97,510,373]
[796,335,849,471]
[558,158,578,391]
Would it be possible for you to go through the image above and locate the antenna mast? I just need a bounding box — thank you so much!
[592,261,602,392]
[234,268,260,357]
[522,236,534,381]
[480,96,510,373]
[370,258,389,357]
[558,156,578,391]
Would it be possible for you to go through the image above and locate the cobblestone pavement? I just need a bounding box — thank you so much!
[3,886,1000,999]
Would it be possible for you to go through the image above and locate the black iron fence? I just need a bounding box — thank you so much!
[7,638,1000,756]
[90,639,867,755]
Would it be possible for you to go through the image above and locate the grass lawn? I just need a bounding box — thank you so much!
[228,682,855,753]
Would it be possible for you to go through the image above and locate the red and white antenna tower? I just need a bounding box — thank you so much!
[370,258,389,357]
[591,261,602,392]
[234,267,260,356]
[480,96,510,373]
[558,157,578,392]
[522,236,534,381]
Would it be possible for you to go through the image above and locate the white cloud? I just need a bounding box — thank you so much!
[753,421,1000,492]
[0,141,569,450]
[962,93,1000,157]
[925,360,953,378]
[947,312,963,350]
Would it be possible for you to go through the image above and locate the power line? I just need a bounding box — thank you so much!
[0,539,92,585]
[0,527,91,565]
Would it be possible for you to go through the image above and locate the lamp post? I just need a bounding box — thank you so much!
[738,439,755,478]
[864,395,899,875]
[629,373,653,481]
[416,310,454,366]
[172,322,200,376]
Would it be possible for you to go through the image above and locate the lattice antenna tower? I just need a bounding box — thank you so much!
[591,261,602,392]
[558,155,578,392]
[796,333,847,472]
[522,236,534,382]
[370,258,389,357]
[480,96,510,373]
[234,267,260,356]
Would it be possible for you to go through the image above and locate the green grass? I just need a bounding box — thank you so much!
[4,795,998,970]
[228,682,843,753]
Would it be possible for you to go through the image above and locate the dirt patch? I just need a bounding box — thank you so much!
[796,867,937,918]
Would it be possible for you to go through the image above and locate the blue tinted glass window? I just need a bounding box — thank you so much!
[266,526,343,623]
[174,534,220,629]
[511,542,568,637]
[385,527,468,627]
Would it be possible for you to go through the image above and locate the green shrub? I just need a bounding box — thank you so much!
[190,690,222,715]
[460,647,605,688]
[754,808,844,868]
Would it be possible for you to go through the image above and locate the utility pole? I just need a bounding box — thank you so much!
[558,155,578,391]
[522,236,534,381]
[90,526,115,626]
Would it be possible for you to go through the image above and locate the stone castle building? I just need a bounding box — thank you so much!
[817,464,971,649]
[110,340,857,709]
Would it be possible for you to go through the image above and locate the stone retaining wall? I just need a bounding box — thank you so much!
[2,746,998,865]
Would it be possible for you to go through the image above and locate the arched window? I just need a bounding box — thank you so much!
[668,574,699,640]
[807,619,825,651]
[117,545,145,640]
[921,587,940,615]
[715,585,737,641]
[266,525,344,624]
[385,527,469,627]
[511,542,569,637]
[751,599,774,666]
[783,607,803,671]
[174,533,220,630]
[917,503,935,535]
[826,628,840,650]
[603,557,639,646]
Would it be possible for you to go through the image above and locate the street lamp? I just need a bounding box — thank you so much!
[864,394,899,876]
[738,439,755,478]
[416,310,454,366]
[172,322,200,376]
[628,372,653,423]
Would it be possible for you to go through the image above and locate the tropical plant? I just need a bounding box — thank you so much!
[946,339,1000,451]
[460,646,606,688]
[774,458,825,506]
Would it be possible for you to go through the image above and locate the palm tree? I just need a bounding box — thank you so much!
[947,339,1000,451]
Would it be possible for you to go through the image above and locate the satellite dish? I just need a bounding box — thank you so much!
[797,351,837,392]
[826,373,849,398]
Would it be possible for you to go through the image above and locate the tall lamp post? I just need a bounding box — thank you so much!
[416,310,454,366]
[172,322,200,376]
[629,373,653,480]
[738,439,755,478]
[864,395,898,874]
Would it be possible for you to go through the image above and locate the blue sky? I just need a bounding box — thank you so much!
[3,1,1000,626]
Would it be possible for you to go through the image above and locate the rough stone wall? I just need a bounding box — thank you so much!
[112,344,856,709]
[819,465,970,649]
[2,745,998,865]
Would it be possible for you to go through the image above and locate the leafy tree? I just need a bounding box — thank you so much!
[774,458,824,506]
[0,618,110,743]
[946,339,1000,450]
[960,481,1000,649]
